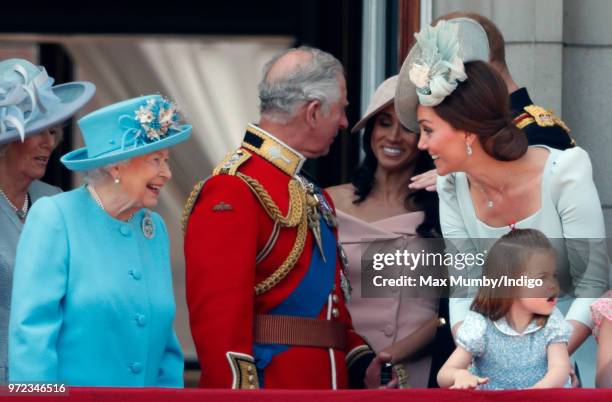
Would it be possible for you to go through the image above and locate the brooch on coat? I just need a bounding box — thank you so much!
[141,211,155,239]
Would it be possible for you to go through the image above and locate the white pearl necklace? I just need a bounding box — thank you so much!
[0,187,29,220]
[87,184,105,211]
[87,185,134,222]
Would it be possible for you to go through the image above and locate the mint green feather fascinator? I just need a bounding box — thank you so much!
[395,17,490,131]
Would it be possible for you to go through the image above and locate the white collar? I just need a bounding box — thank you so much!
[493,316,543,336]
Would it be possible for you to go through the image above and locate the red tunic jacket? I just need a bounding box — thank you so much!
[184,125,372,389]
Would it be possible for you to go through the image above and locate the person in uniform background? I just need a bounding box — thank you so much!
[408,12,574,192]
[0,58,95,383]
[9,94,188,386]
[183,46,391,389]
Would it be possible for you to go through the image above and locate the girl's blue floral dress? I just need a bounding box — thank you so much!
[456,307,572,389]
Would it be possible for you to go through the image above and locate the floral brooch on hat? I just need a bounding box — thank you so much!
[120,96,182,149]
[134,97,180,141]
[408,20,467,107]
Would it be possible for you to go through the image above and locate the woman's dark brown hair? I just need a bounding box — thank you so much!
[471,228,555,322]
[351,118,441,237]
[433,61,527,161]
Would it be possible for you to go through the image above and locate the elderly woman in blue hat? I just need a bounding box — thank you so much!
[8,94,190,387]
[0,58,95,384]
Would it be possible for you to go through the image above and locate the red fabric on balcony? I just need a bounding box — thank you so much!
[1,387,611,401]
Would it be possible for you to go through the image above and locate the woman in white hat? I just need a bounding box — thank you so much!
[326,76,444,388]
[9,94,190,387]
[0,58,95,383]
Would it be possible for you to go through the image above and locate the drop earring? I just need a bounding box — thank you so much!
[114,177,121,184]
[465,142,473,156]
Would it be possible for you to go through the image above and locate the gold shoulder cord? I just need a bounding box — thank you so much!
[235,173,308,295]
[181,150,252,234]
[254,217,307,295]
[181,148,309,295]
[181,180,206,235]
[236,173,303,227]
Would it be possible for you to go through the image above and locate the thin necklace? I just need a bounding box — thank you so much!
[475,181,506,209]
[87,185,134,222]
[0,186,29,220]
[472,169,513,209]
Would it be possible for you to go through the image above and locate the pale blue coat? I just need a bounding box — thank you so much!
[8,186,184,386]
[0,180,60,383]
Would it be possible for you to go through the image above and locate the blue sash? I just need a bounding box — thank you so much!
[253,216,337,385]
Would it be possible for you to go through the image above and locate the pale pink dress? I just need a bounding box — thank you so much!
[336,209,437,388]
[591,291,612,338]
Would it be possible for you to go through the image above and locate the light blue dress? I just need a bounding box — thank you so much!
[438,146,610,387]
[0,180,60,384]
[8,186,184,387]
[456,308,572,389]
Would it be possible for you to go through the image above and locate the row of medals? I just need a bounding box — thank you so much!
[297,176,351,303]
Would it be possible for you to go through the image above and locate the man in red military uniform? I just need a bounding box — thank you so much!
[183,47,389,389]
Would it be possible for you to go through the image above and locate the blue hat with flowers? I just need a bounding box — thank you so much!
[395,18,490,132]
[0,58,95,146]
[61,94,191,171]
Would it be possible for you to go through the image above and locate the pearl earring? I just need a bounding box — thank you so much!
[114,177,120,184]
[466,142,473,156]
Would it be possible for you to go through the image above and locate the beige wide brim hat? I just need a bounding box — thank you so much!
[351,75,400,133]
[395,17,490,133]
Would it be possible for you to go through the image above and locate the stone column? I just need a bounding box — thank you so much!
[563,0,612,234]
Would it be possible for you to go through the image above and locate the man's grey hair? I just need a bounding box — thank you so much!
[258,46,345,123]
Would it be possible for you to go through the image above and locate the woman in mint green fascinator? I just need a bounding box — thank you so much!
[0,58,95,384]
[396,19,608,390]
[8,95,190,386]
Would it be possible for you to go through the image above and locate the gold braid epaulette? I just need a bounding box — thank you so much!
[181,149,252,234]
[181,180,206,235]
[236,173,303,228]
[235,173,308,295]
[181,146,309,295]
